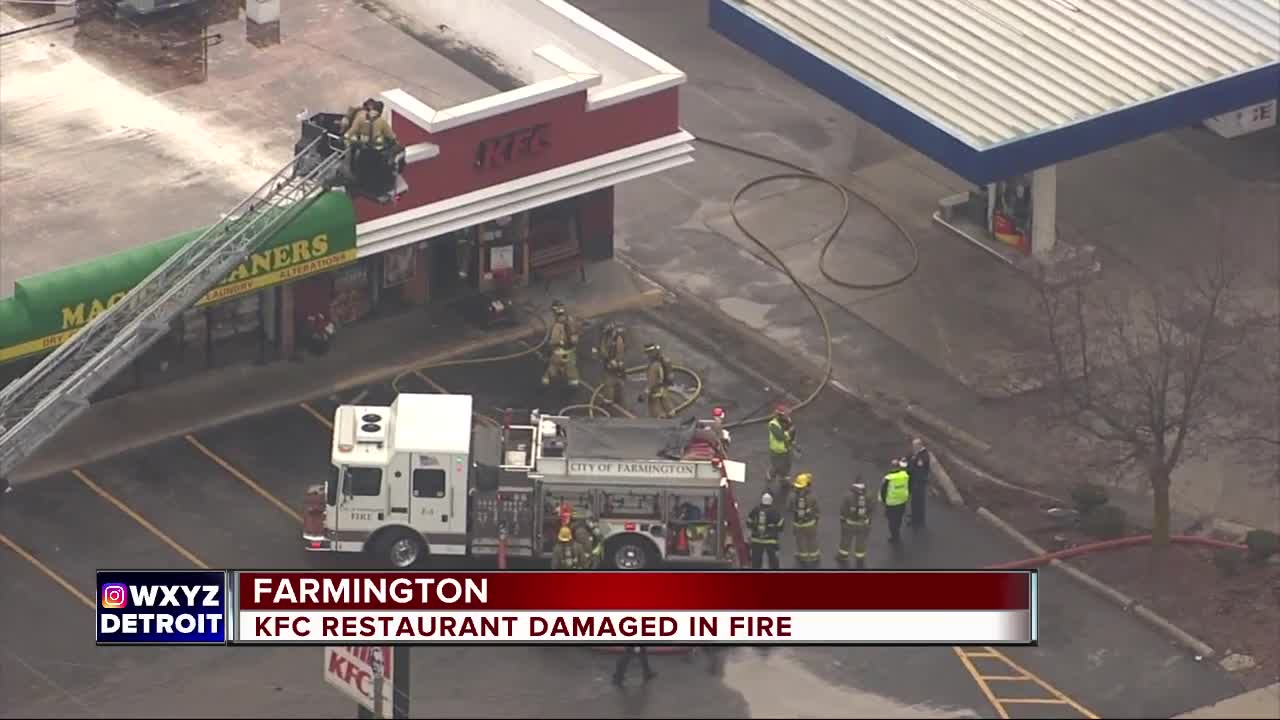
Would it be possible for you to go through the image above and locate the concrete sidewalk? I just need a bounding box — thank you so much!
[11,260,664,484]
[1176,684,1279,718]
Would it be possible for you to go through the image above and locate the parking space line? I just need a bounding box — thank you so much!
[953,646,1098,719]
[0,532,95,609]
[71,469,209,569]
[412,369,449,394]
[183,435,303,525]
[299,401,333,429]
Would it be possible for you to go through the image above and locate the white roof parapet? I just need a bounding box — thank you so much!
[379,0,685,134]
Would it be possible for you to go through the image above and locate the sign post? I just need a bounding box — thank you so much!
[370,648,385,719]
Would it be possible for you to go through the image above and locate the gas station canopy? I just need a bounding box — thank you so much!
[710,0,1280,185]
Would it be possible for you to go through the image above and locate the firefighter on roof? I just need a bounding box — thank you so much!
[789,472,820,568]
[837,476,873,569]
[344,98,397,149]
[596,321,627,409]
[542,300,581,388]
[639,343,674,418]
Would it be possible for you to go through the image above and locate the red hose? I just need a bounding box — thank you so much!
[985,534,1247,570]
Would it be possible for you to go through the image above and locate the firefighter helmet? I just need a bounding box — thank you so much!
[551,300,566,315]
[558,527,573,543]
[712,407,726,420]
[761,492,774,506]
[644,342,661,355]
[774,404,790,417]
[794,473,813,490]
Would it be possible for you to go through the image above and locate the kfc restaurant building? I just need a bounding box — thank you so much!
[0,4,692,385]
[280,36,694,355]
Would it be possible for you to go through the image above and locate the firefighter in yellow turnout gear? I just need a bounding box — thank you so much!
[836,477,873,569]
[639,343,674,418]
[551,526,584,569]
[344,98,397,149]
[596,321,627,410]
[541,300,581,388]
[788,473,821,568]
[570,512,606,569]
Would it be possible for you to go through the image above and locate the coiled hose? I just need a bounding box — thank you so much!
[389,135,920,429]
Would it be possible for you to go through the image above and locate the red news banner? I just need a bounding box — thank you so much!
[232,571,1036,645]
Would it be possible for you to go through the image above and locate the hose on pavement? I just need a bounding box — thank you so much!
[984,533,1248,570]
[390,135,921,435]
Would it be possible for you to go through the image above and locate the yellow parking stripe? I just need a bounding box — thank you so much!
[71,469,208,569]
[413,369,449,394]
[0,532,95,609]
[299,401,333,429]
[954,646,1098,719]
[184,435,302,525]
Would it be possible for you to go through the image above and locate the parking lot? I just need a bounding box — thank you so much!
[0,306,1231,718]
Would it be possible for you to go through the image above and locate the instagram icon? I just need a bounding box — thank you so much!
[101,583,128,609]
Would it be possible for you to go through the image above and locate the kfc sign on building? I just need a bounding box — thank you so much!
[474,123,552,171]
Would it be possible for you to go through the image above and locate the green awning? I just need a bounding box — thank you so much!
[12,191,357,341]
[0,191,359,366]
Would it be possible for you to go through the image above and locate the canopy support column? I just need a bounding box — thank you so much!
[1030,165,1056,260]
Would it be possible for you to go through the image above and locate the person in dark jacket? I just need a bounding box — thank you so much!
[906,437,931,528]
[613,645,657,686]
[746,491,784,569]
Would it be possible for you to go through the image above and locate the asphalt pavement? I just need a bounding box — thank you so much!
[0,305,1241,718]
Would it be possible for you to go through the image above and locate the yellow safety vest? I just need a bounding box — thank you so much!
[883,470,910,507]
[768,418,790,455]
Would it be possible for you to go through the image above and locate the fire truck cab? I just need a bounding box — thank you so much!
[303,393,745,569]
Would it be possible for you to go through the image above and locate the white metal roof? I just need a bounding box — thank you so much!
[737,0,1280,149]
[391,394,474,454]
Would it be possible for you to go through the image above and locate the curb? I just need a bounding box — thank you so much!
[975,505,1217,659]
[904,404,992,455]
[12,289,664,484]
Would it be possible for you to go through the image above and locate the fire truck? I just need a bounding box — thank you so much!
[303,393,748,569]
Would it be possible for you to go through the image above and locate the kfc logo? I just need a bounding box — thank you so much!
[474,123,551,171]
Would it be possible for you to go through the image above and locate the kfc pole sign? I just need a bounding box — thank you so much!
[324,645,393,713]
[474,123,551,171]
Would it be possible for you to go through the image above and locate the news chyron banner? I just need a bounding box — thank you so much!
[98,570,1036,646]
[97,570,229,645]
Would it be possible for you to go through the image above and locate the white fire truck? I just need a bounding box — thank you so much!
[302,394,747,569]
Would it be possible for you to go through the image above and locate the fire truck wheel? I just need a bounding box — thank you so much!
[376,529,427,569]
[605,535,656,570]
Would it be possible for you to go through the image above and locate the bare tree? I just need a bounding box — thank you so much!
[1034,239,1265,545]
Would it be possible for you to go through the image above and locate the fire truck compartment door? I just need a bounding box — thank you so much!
[411,453,462,537]
[335,465,388,547]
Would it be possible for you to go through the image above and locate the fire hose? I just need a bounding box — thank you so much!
[984,534,1247,570]
[589,535,1252,656]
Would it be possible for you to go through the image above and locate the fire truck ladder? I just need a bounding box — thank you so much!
[0,136,349,480]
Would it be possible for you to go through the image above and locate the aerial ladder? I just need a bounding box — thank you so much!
[0,136,350,482]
